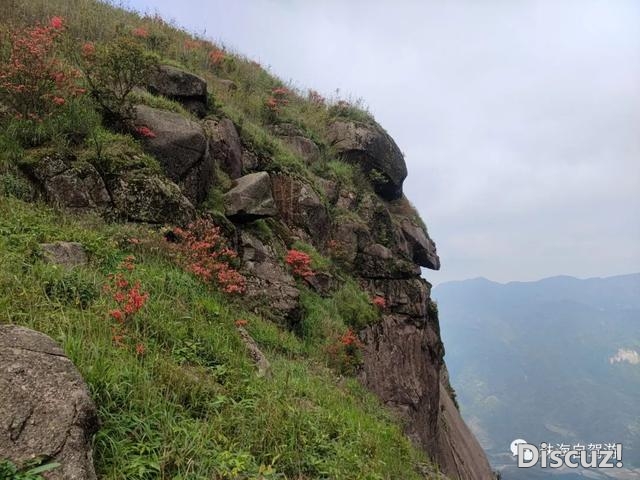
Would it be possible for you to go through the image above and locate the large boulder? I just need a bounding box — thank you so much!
[147,64,208,117]
[223,172,277,221]
[399,219,440,270]
[109,172,195,225]
[327,120,407,200]
[270,175,329,244]
[0,325,98,480]
[204,118,243,179]
[133,105,213,203]
[22,155,111,213]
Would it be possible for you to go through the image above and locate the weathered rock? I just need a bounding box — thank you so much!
[399,219,440,270]
[241,150,260,172]
[360,277,431,319]
[359,314,443,455]
[327,120,407,200]
[355,243,421,279]
[133,105,214,203]
[271,125,321,165]
[283,136,321,164]
[271,175,329,245]
[240,232,300,322]
[23,155,111,213]
[214,78,238,92]
[204,118,243,179]
[0,325,98,480]
[223,172,277,221]
[109,172,195,225]
[330,219,372,266]
[40,242,88,268]
[147,64,208,117]
[236,326,271,377]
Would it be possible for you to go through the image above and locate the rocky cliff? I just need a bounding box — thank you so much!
[0,4,496,474]
[5,60,494,478]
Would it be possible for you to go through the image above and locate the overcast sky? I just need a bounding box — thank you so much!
[125,0,640,284]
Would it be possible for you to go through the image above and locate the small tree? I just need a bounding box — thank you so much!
[80,36,158,123]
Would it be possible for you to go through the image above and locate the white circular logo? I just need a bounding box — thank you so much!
[510,439,534,461]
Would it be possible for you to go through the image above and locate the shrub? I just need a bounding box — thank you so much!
[170,217,246,294]
[285,249,313,278]
[103,255,149,351]
[80,35,158,123]
[326,328,364,375]
[0,16,85,121]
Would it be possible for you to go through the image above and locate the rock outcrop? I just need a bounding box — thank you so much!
[239,232,300,322]
[108,172,195,225]
[327,120,408,200]
[9,56,493,479]
[20,154,195,225]
[147,64,208,117]
[22,154,111,213]
[204,117,243,179]
[223,172,278,221]
[133,104,213,204]
[0,325,98,480]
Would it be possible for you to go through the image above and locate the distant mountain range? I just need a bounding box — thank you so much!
[434,273,640,479]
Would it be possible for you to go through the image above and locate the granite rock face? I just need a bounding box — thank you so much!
[0,325,99,480]
[147,64,208,117]
[132,104,213,204]
[223,172,278,221]
[327,120,408,200]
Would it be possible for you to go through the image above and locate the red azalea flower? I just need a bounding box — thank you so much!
[50,16,64,30]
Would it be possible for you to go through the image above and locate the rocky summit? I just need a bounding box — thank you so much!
[0,2,495,479]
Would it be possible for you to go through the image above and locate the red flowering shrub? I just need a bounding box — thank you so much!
[170,218,246,294]
[372,296,387,310]
[285,249,313,278]
[326,328,364,375]
[265,86,289,115]
[208,48,226,67]
[132,27,149,38]
[0,17,84,120]
[103,255,150,350]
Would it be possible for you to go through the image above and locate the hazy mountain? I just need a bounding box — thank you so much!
[434,273,640,478]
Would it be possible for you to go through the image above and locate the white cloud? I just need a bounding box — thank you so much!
[609,348,640,365]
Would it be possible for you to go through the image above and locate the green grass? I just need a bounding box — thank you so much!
[0,196,432,479]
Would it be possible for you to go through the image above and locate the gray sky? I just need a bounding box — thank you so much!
[125,0,640,284]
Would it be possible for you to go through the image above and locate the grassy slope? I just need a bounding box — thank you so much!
[0,197,429,479]
[0,1,439,479]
